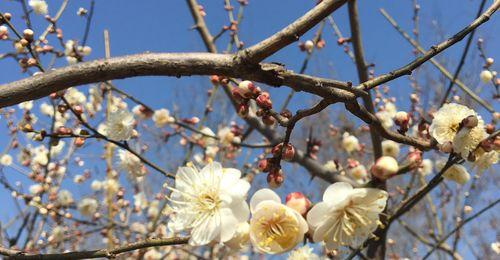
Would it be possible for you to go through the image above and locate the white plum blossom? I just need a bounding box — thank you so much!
[341,132,359,153]
[225,222,250,251]
[168,161,250,246]
[384,101,397,118]
[452,123,487,159]
[419,159,433,176]
[90,180,103,191]
[39,102,55,116]
[152,108,174,127]
[436,160,470,185]
[492,241,500,255]
[105,109,135,141]
[78,198,98,217]
[472,150,498,174]
[64,88,87,105]
[29,184,44,195]
[429,103,482,145]
[217,127,235,147]
[376,110,394,129]
[48,226,64,243]
[249,189,308,254]
[287,245,320,260]
[117,149,145,178]
[382,140,400,158]
[57,190,74,206]
[0,154,13,166]
[307,182,388,250]
[29,0,48,15]
[18,101,33,110]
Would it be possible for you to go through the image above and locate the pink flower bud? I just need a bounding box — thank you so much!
[371,156,399,180]
[285,192,311,216]
[267,169,284,188]
[237,103,249,117]
[394,111,409,126]
[238,80,256,97]
[256,92,272,110]
[272,143,295,161]
[258,159,270,172]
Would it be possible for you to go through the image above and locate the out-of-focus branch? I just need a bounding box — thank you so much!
[186,0,217,53]
[379,8,495,113]
[240,0,348,63]
[0,237,190,260]
[423,198,500,259]
[355,1,499,112]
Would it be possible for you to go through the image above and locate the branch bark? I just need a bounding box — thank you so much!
[0,237,189,259]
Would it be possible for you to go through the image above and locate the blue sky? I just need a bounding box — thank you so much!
[0,0,499,258]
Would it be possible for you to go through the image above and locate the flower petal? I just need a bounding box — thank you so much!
[306,202,331,227]
[323,182,353,204]
[219,208,239,242]
[250,188,281,213]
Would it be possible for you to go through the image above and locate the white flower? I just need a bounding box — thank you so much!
[49,141,65,157]
[90,180,103,191]
[134,191,148,209]
[382,140,400,158]
[249,189,308,254]
[29,0,48,15]
[0,154,13,166]
[32,145,49,166]
[341,132,359,153]
[287,245,319,260]
[48,226,64,243]
[168,161,250,246]
[492,241,500,255]
[105,109,135,141]
[384,102,397,118]
[198,127,217,147]
[152,108,174,127]
[376,111,394,129]
[225,222,250,251]
[472,150,498,174]
[117,149,145,178]
[217,127,235,147]
[40,103,54,116]
[429,103,478,145]
[348,164,367,180]
[436,160,470,185]
[57,190,73,206]
[480,70,493,83]
[304,40,314,52]
[66,56,78,65]
[103,179,120,194]
[64,88,86,105]
[78,198,98,216]
[452,123,487,159]
[29,184,44,195]
[143,249,162,260]
[419,159,433,176]
[307,182,388,250]
[324,160,342,173]
[18,101,33,110]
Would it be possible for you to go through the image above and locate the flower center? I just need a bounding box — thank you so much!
[257,210,299,249]
[196,191,221,213]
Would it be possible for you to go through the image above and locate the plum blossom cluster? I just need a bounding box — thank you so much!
[429,103,498,183]
[167,161,388,255]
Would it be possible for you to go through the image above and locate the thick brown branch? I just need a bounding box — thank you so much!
[0,53,356,108]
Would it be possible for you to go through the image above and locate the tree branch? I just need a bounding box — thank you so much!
[0,237,190,259]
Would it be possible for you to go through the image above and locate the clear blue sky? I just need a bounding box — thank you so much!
[0,0,498,258]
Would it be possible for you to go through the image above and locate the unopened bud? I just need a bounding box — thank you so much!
[394,111,410,126]
[23,29,34,41]
[256,92,272,110]
[272,143,295,161]
[267,169,284,188]
[258,159,270,172]
[371,156,399,180]
[462,115,478,129]
[285,192,311,216]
